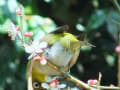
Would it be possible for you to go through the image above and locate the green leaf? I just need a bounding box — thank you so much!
[76,23,85,32]
[27,15,56,41]
[87,9,106,29]
[105,54,115,67]
[106,10,120,41]
[0,19,11,34]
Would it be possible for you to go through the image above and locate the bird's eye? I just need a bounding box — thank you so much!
[33,82,40,88]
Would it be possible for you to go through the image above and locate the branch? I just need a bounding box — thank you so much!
[92,85,119,90]
[47,60,95,90]
[47,58,120,90]
[27,60,34,90]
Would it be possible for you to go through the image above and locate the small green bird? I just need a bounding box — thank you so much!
[27,25,93,89]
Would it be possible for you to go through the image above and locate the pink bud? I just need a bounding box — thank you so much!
[50,80,58,88]
[24,32,33,37]
[15,26,20,31]
[55,78,59,81]
[40,56,47,65]
[110,84,114,87]
[115,45,120,53]
[16,9,22,16]
[87,79,98,85]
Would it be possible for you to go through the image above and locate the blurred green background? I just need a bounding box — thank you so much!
[0,0,119,90]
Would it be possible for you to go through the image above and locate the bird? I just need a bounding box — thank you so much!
[26,25,94,90]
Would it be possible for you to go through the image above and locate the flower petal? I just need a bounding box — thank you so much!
[28,53,36,59]
[17,31,22,39]
[41,83,50,89]
[71,87,79,90]
[35,49,43,53]
[58,84,66,88]
[8,22,17,40]
[39,42,48,49]
[51,88,59,90]
[25,46,34,53]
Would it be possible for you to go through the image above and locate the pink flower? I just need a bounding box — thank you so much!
[87,79,98,85]
[8,22,22,40]
[115,45,120,53]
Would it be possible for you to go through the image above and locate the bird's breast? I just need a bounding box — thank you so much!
[43,42,73,67]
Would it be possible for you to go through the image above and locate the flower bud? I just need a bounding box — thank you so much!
[87,79,98,85]
[50,80,58,88]
[40,56,47,65]
[24,32,33,37]
[15,26,20,31]
[16,9,22,16]
[115,45,120,53]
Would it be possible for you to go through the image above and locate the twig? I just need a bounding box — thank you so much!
[92,85,119,90]
[27,59,34,90]
[47,60,95,90]
[27,75,33,90]
[118,33,120,88]
[112,0,120,13]
[18,4,25,44]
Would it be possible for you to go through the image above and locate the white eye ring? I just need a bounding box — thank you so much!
[33,82,40,88]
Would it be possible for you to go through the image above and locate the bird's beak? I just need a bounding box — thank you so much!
[79,41,96,47]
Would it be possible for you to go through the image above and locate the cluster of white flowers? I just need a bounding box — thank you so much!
[41,77,66,90]
[8,20,48,65]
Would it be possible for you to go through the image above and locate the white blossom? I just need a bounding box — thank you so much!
[41,82,66,90]
[8,22,22,40]
[25,40,48,59]
[42,77,66,90]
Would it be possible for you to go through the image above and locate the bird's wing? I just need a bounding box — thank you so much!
[50,25,69,34]
[76,33,86,41]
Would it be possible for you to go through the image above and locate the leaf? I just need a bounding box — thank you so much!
[76,24,85,32]
[105,54,115,67]
[87,9,106,29]
[106,10,120,41]
[28,15,56,33]
[27,15,56,41]
[0,19,10,33]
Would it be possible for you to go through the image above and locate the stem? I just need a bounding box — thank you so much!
[92,85,119,89]
[118,33,120,88]
[19,4,25,44]
[27,60,34,90]
[20,16,24,43]
[112,0,120,13]
[112,0,120,88]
